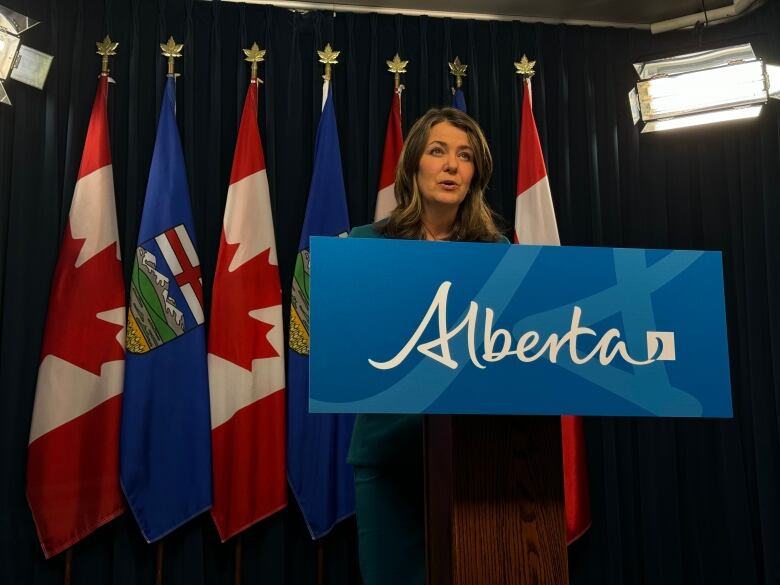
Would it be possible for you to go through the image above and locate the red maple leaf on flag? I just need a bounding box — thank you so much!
[40,224,125,376]
[209,232,282,371]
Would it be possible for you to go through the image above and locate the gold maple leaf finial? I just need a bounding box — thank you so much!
[243,42,266,82]
[514,54,536,78]
[160,36,184,76]
[386,53,409,90]
[318,43,340,81]
[448,56,467,89]
[96,35,119,75]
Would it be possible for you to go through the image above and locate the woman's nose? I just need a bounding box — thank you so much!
[444,153,458,172]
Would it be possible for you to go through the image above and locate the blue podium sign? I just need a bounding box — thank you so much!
[309,237,732,418]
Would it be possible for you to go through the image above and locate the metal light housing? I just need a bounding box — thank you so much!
[0,5,53,106]
[629,44,780,133]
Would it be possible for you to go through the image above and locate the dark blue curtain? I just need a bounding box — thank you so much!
[1,0,779,583]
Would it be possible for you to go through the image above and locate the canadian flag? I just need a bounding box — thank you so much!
[515,76,591,544]
[26,75,126,558]
[374,87,403,221]
[208,80,287,540]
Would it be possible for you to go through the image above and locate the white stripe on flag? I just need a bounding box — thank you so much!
[155,233,182,275]
[515,176,560,246]
[374,183,396,222]
[224,170,278,270]
[70,166,121,267]
[181,283,205,325]
[175,225,200,267]
[29,356,124,443]
[209,306,284,428]
[321,80,329,112]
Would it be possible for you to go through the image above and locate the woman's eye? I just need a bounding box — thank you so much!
[459,152,472,161]
[429,147,444,155]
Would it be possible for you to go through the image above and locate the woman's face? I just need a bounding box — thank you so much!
[416,121,475,213]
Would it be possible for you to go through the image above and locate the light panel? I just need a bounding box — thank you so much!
[0,28,20,79]
[10,45,53,89]
[0,3,53,105]
[637,61,766,120]
[629,43,780,133]
[767,65,780,99]
[642,105,763,133]
[634,44,756,80]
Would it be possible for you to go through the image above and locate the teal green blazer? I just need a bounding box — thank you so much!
[346,222,423,466]
[345,222,509,466]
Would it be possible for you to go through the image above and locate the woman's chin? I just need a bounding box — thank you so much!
[423,193,466,209]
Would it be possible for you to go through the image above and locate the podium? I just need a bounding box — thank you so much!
[309,237,733,583]
[424,415,568,584]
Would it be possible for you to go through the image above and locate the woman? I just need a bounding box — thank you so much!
[347,107,508,584]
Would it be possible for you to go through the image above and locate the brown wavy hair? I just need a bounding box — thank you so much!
[377,107,504,242]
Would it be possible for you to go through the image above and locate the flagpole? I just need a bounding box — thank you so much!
[225,47,267,585]
[96,35,118,79]
[448,56,468,111]
[387,52,407,115]
[374,53,406,221]
[234,535,242,585]
[448,55,467,90]
[514,54,536,91]
[150,38,182,585]
[63,548,72,585]
[317,43,340,83]
[155,541,164,585]
[160,36,183,79]
[514,54,589,544]
[56,36,118,583]
[288,37,353,548]
[316,541,324,585]
[312,44,342,584]
[243,41,266,85]
[387,53,407,92]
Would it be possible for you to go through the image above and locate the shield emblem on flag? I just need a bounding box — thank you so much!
[127,223,204,354]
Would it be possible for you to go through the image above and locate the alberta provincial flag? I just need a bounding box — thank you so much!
[288,80,355,538]
[452,88,467,112]
[120,77,212,542]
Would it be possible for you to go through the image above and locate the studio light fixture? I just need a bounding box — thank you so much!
[0,5,53,106]
[629,44,780,133]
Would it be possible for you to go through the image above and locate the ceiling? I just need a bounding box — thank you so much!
[237,0,739,28]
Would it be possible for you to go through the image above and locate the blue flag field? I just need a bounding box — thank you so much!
[120,78,212,542]
[452,88,467,112]
[287,80,356,539]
